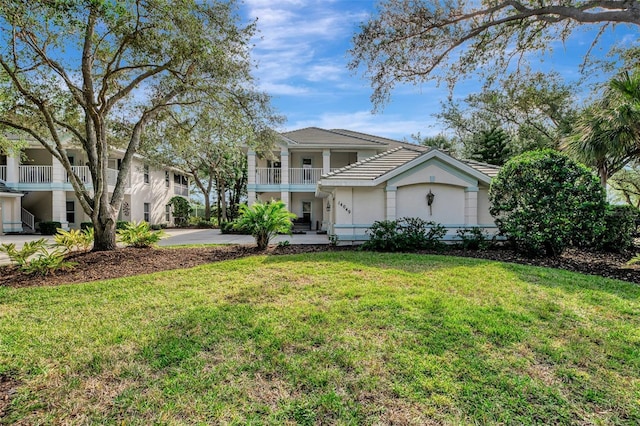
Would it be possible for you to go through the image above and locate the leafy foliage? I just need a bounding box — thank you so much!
[599,204,638,253]
[234,201,296,250]
[39,221,62,235]
[349,0,640,106]
[465,127,511,166]
[0,239,75,275]
[54,228,94,253]
[456,227,489,251]
[363,217,446,252]
[489,150,606,257]
[117,221,165,249]
[168,196,193,227]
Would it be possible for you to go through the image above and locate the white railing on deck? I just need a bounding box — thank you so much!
[19,165,52,183]
[255,168,281,184]
[0,165,5,181]
[21,208,35,232]
[65,166,92,185]
[174,184,188,196]
[289,168,322,184]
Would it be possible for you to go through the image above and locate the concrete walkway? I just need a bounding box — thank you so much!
[0,228,329,265]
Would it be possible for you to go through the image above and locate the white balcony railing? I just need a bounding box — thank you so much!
[65,166,92,185]
[256,168,281,184]
[174,184,188,196]
[19,165,52,183]
[0,165,5,181]
[289,168,322,184]
[255,168,324,185]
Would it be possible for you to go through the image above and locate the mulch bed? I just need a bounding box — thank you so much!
[0,244,639,288]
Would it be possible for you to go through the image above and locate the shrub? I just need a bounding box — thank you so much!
[117,221,165,248]
[489,150,606,257]
[599,204,638,252]
[168,196,192,227]
[21,248,76,276]
[0,239,48,266]
[456,227,489,250]
[54,228,93,252]
[234,201,296,250]
[80,222,93,230]
[39,221,62,235]
[363,218,446,252]
[116,221,129,230]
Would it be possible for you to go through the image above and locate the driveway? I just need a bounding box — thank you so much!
[0,229,329,265]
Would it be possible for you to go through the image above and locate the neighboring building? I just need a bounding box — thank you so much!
[0,140,189,233]
[247,127,500,242]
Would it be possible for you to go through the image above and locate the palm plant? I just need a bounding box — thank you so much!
[563,70,640,187]
[234,201,296,250]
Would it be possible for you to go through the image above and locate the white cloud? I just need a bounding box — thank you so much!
[287,111,440,140]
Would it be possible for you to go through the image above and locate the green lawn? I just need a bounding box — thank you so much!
[1,252,639,425]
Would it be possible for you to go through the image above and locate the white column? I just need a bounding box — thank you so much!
[465,187,478,226]
[322,149,330,174]
[0,201,4,235]
[386,186,397,220]
[52,156,65,183]
[6,154,19,183]
[247,150,256,204]
[51,190,69,230]
[280,149,289,185]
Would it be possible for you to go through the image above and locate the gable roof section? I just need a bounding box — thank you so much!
[318,147,497,188]
[281,127,389,148]
[330,129,429,152]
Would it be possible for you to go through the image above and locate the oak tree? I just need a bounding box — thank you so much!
[0,0,257,250]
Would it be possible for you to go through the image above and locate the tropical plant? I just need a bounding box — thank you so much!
[489,150,606,257]
[234,201,296,250]
[21,248,76,276]
[54,228,94,253]
[117,221,165,248]
[0,239,48,267]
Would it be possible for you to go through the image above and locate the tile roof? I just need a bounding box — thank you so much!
[322,147,425,181]
[321,147,500,183]
[329,129,430,152]
[281,127,386,147]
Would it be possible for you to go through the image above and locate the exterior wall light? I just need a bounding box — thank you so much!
[426,189,435,215]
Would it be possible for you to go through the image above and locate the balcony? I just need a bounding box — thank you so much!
[14,165,129,188]
[255,168,324,185]
[174,184,188,196]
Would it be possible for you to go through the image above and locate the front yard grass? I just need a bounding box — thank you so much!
[1,252,639,424]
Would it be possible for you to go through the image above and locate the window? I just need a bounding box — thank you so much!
[144,164,149,184]
[144,203,150,222]
[165,171,170,187]
[165,204,171,222]
[66,201,75,224]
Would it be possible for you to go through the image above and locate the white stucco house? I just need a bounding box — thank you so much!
[0,139,189,234]
[247,127,500,242]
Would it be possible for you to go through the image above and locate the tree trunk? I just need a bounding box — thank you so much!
[219,179,228,223]
[92,211,117,251]
[204,196,212,222]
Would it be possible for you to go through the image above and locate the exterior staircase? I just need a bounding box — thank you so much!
[21,208,36,233]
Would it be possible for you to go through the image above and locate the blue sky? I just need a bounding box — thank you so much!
[241,0,637,141]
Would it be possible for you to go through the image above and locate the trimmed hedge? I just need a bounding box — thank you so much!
[39,221,62,235]
[599,204,638,252]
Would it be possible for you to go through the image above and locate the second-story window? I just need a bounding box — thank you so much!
[144,164,150,184]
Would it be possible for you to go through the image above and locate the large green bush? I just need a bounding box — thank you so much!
[599,204,638,252]
[489,150,606,257]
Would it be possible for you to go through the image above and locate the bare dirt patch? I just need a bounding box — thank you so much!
[0,244,638,289]
[0,374,18,419]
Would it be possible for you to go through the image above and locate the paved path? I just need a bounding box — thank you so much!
[0,229,329,265]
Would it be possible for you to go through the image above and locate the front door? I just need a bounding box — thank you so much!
[302,201,311,223]
[302,158,312,183]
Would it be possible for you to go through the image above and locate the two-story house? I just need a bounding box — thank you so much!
[247,127,500,242]
[0,139,189,234]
